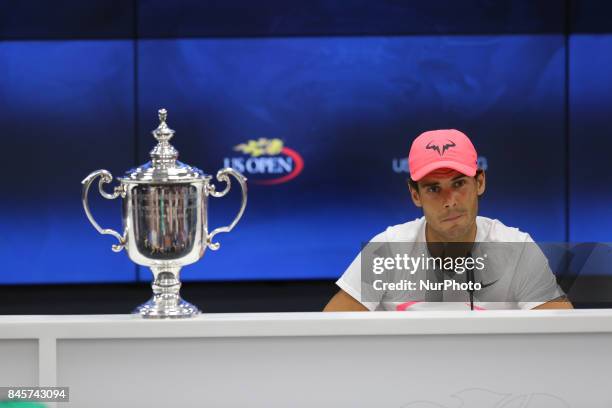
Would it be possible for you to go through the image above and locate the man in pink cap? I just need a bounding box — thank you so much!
[324,129,572,312]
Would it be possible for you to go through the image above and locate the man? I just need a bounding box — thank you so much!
[324,129,572,311]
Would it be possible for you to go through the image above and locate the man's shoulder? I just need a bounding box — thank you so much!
[477,216,532,242]
[370,216,534,243]
[371,217,425,243]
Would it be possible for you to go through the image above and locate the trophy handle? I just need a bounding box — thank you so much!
[206,168,248,251]
[81,170,127,253]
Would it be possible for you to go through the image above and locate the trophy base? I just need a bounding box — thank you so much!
[134,297,200,319]
[134,268,201,318]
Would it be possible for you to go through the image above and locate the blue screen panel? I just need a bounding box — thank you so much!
[571,0,612,33]
[569,35,612,242]
[0,0,133,39]
[137,0,563,38]
[0,40,136,284]
[137,35,565,281]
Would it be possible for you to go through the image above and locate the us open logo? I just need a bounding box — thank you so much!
[223,138,304,185]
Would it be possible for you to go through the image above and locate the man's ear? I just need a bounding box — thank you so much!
[476,170,486,197]
[407,182,422,208]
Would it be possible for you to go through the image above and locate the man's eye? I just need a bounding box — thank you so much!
[427,186,440,193]
[453,180,466,188]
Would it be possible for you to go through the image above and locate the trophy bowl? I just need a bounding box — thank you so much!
[81,109,247,318]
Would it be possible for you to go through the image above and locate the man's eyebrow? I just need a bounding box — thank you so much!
[420,175,465,187]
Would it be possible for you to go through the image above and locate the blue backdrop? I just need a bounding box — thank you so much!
[0,0,610,284]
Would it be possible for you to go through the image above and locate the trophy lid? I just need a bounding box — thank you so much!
[120,108,206,183]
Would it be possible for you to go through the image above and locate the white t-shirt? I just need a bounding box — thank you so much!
[336,216,565,311]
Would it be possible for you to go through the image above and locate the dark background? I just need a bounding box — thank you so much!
[1,0,611,313]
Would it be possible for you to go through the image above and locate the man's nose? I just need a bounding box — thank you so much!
[442,189,458,208]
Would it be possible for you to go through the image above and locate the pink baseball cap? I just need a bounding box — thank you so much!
[408,129,478,181]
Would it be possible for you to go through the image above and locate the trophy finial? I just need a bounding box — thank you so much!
[151,108,177,165]
[158,108,168,126]
[152,108,174,143]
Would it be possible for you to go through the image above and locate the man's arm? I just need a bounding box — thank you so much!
[323,289,369,312]
[513,238,573,310]
[532,295,573,310]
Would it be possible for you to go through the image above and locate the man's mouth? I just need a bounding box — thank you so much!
[442,213,464,222]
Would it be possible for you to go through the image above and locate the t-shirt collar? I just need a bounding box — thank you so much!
[419,216,483,244]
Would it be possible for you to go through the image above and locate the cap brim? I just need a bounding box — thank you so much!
[410,160,477,181]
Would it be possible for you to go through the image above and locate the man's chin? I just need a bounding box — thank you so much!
[439,224,470,241]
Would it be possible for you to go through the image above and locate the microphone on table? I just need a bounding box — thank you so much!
[466,251,475,311]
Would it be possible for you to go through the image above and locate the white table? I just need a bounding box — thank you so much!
[1,309,611,407]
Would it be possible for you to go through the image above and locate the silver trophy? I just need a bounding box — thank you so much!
[82,108,247,318]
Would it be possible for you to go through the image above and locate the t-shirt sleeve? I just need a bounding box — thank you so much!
[512,236,565,310]
[335,252,380,311]
[335,233,390,311]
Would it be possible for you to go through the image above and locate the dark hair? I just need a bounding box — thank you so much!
[408,169,484,192]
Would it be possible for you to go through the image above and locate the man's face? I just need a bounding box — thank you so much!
[409,168,485,241]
